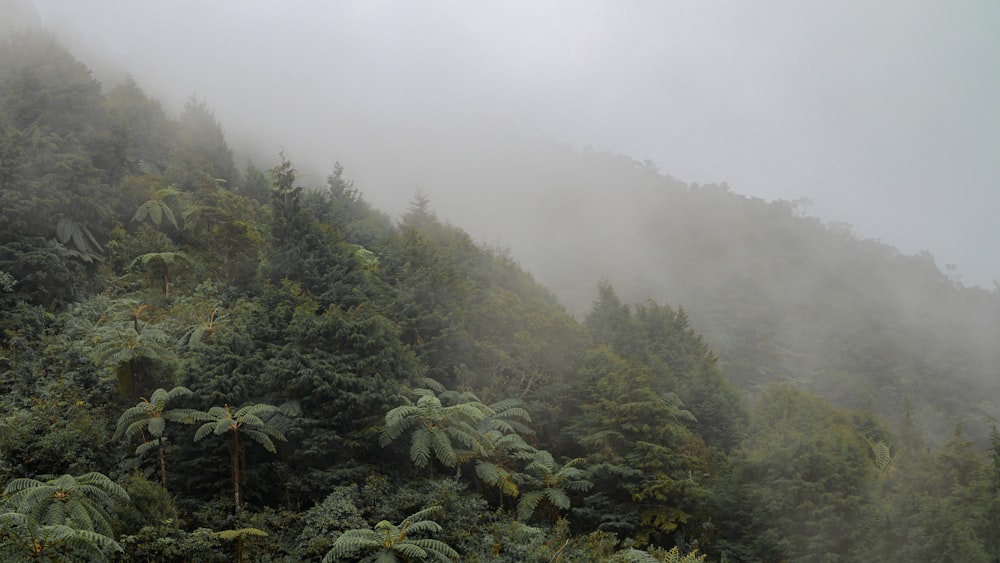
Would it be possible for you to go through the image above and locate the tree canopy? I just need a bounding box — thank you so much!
[1,33,998,562]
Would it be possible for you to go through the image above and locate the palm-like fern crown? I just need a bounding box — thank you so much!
[322,506,459,563]
[381,389,493,468]
[2,472,129,538]
[193,403,287,452]
[515,450,593,521]
[0,512,124,561]
[114,386,194,440]
[865,435,902,479]
[382,385,547,491]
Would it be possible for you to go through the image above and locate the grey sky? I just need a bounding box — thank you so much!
[28,0,1000,285]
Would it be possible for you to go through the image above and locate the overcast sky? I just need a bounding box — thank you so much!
[24,0,1000,286]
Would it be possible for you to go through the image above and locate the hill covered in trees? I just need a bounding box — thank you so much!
[448,147,1000,446]
[2,33,1000,562]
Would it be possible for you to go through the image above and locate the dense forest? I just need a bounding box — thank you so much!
[2,33,1000,562]
[466,146,1000,447]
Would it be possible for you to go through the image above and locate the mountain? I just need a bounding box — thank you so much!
[427,144,1000,443]
[2,32,1000,562]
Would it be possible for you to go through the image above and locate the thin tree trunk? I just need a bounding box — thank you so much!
[232,432,242,513]
[158,439,168,489]
[127,359,138,400]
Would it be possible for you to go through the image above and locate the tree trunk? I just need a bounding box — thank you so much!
[231,432,242,513]
[158,439,168,489]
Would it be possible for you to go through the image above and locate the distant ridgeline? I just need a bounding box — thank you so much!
[3,32,1000,562]
[483,146,1000,445]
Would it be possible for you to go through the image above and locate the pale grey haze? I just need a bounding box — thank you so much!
[27,0,1000,286]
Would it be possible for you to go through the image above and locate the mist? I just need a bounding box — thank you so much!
[6,4,1000,558]
[24,0,1000,287]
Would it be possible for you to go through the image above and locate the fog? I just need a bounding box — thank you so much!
[22,0,1000,286]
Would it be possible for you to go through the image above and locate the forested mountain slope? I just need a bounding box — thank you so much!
[457,147,1000,444]
[1,34,999,562]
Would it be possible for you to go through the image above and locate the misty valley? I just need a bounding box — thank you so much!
[3,29,1000,563]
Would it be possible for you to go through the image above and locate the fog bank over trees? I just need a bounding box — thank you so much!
[4,18,1000,561]
[22,0,1000,288]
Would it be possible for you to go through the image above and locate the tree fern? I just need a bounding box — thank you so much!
[865,435,902,479]
[0,512,123,562]
[215,527,268,563]
[475,458,522,498]
[55,216,103,259]
[380,390,489,472]
[132,185,181,229]
[322,506,458,563]
[516,450,592,522]
[611,546,707,563]
[128,251,193,296]
[2,472,128,538]
[192,402,289,513]
[90,312,174,398]
[115,386,197,489]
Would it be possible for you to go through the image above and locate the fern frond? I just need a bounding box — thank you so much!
[215,527,269,540]
[517,490,544,520]
[146,416,166,437]
[213,419,234,435]
[544,488,572,510]
[429,429,458,467]
[325,528,384,559]
[162,408,202,424]
[393,542,430,559]
[415,377,446,393]
[475,461,520,497]
[194,423,216,442]
[135,439,161,456]
[4,477,43,494]
[243,430,277,453]
[235,412,266,428]
[237,404,280,418]
[410,428,433,468]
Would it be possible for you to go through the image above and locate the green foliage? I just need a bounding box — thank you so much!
[193,403,287,455]
[571,353,707,543]
[611,545,707,563]
[5,33,1000,563]
[119,526,227,563]
[55,216,103,258]
[0,34,115,305]
[180,188,264,289]
[716,385,875,562]
[1,472,128,538]
[0,511,123,562]
[0,385,110,482]
[323,505,459,563]
[113,473,179,538]
[89,300,175,398]
[253,281,415,493]
[291,484,367,560]
[104,76,175,182]
[865,435,902,479]
[515,450,592,522]
[115,386,197,488]
[128,251,193,296]
[171,97,236,189]
[214,527,267,563]
[130,178,181,230]
[381,389,490,471]
[192,402,289,513]
[115,387,194,441]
